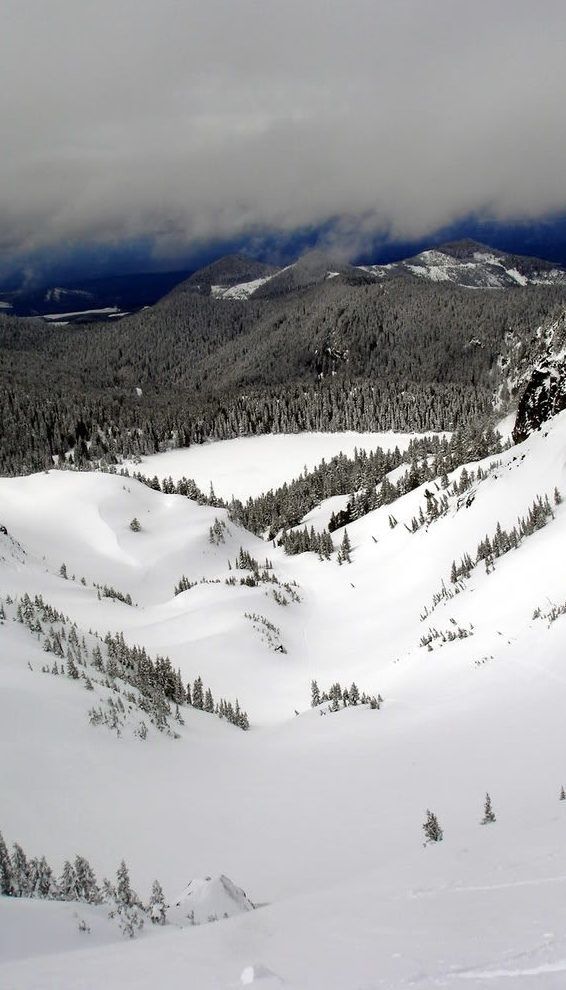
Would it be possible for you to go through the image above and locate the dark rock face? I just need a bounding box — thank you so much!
[513,316,566,443]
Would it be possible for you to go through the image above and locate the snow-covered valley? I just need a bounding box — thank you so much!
[2,418,566,988]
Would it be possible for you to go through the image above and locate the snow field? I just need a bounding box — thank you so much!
[123,430,434,501]
[2,415,566,986]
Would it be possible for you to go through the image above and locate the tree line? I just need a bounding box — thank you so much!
[0,830,166,937]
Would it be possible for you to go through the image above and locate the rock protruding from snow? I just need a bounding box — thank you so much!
[169,874,255,926]
[513,313,566,442]
[0,529,26,566]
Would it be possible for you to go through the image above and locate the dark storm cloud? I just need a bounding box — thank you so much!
[2,0,566,263]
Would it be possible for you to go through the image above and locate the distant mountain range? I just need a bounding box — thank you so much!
[177,238,566,300]
[0,269,192,320]
[3,239,566,320]
[2,236,566,474]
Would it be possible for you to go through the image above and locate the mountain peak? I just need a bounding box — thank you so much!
[180,255,279,295]
[435,238,497,260]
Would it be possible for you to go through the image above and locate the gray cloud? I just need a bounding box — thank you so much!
[2,0,566,262]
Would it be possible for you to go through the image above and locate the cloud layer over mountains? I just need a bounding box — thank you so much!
[3,0,566,262]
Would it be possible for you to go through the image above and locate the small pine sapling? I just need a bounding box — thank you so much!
[560,785,566,801]
[481,792,496,824]
[422,809,443,844]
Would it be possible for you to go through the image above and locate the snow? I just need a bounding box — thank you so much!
[494,412,516,441]
[356,263,391,277]
[211,276,274,300]
[210,266,294,300]
[506,266,528,286]
[2,413,566,986]
[358,248,566,289]
[42,307,122,320]
[241,963,283,984]
[123,430,433,500]
[0,898,123,962]
[170,874,254,926]
[297,492,349,531]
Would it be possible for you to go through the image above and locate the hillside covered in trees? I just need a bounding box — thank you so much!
[2,243,566,474]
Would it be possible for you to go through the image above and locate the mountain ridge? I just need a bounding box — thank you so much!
[4,239,566,320]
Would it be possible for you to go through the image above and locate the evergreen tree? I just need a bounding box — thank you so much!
[311,679,321,707]
[329,682,342,712]
[129,517,141,532]
[112,860,144,938]
[91,644,104,670]
[481,792,496,824]
[11,843,30,896]
[115,859,138,909]
[340,529,352,563]
[59,860,79,900]
[74,855,101,903]
[0,830,14,895]
[560,786,565,801]
[192,676,204,710]
[422,810,443,844]
[148,879,167,925]
[29,855,54,899]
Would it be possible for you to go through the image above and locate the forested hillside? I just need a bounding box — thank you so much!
[2,244,566,475]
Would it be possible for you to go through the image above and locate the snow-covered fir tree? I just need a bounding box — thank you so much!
[423,810,443,844]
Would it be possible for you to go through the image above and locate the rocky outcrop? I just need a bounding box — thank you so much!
[512,313,566,442]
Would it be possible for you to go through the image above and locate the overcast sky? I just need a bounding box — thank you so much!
[2,0,566,270]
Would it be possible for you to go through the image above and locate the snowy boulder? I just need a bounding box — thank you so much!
[169,874,254,926]
[241,963,284,985]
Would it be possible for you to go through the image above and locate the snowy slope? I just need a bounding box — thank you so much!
[210,274,277,300]
[2,415,566,987]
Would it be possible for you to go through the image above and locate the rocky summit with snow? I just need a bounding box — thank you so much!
[2,246,566,987]
[367,238,566,288]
